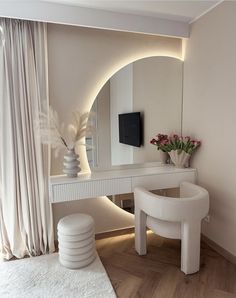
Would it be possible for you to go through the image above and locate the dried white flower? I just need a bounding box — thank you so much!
[36,104,95,157]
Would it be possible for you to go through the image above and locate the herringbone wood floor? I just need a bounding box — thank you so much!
[96,231,236,298]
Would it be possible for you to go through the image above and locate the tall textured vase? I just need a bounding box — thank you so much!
[63,148,81,178]
[169,150,190,168]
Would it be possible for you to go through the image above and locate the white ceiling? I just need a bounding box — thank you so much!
[41,0,223,23]
[0,0,224,38]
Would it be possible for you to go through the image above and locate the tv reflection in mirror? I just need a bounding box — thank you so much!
[119,112,142,147]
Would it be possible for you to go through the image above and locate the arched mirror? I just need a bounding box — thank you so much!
[86,56,183,212]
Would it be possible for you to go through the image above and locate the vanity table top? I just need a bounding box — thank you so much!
[50,165,197,203]
[50,165,196,184]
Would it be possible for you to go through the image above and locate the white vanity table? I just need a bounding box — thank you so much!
[50,165,197,203]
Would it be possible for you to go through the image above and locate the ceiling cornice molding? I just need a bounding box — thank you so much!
[0,1,189,38]
[189,0,224,24]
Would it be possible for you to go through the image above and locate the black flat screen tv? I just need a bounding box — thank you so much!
[119,112,142,147]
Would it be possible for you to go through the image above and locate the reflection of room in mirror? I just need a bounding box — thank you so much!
[87,81,111,168]
[87,56,183,169]
[108,188,180,215]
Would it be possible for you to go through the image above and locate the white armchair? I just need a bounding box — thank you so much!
[134,181,209,274]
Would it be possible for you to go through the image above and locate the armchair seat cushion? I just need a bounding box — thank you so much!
[147,216,181,239]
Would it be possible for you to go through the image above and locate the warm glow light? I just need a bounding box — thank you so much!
[182,38,188,60]
[87,52,183,112]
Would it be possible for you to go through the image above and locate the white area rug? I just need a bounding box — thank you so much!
[0,253,116,298]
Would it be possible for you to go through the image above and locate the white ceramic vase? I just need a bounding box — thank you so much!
[168,150,190,168]
[63,148,81,178]
[159,150,169,164]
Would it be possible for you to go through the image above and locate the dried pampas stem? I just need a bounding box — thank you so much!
[36,103,96,158]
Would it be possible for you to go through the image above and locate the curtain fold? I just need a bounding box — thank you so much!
[0,18,54,259]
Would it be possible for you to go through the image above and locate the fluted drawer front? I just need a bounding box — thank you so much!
[131,172,196,191]
[50,177,132,203]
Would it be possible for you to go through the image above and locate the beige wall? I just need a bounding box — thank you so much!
[183,1,236,256]
[47,23,182,234]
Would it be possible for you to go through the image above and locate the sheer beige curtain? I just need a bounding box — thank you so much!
[0,18,54,259]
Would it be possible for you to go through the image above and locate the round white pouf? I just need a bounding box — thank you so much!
[58,213,96,269]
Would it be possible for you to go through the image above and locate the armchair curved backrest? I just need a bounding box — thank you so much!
[134,181,209,222]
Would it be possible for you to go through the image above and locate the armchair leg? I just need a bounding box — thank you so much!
[135,208,147,255]
[181,221,201,274]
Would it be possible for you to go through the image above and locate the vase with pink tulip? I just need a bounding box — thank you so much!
[150,133,201,168]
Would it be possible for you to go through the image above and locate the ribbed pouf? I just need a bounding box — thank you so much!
[58,213,96,269]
